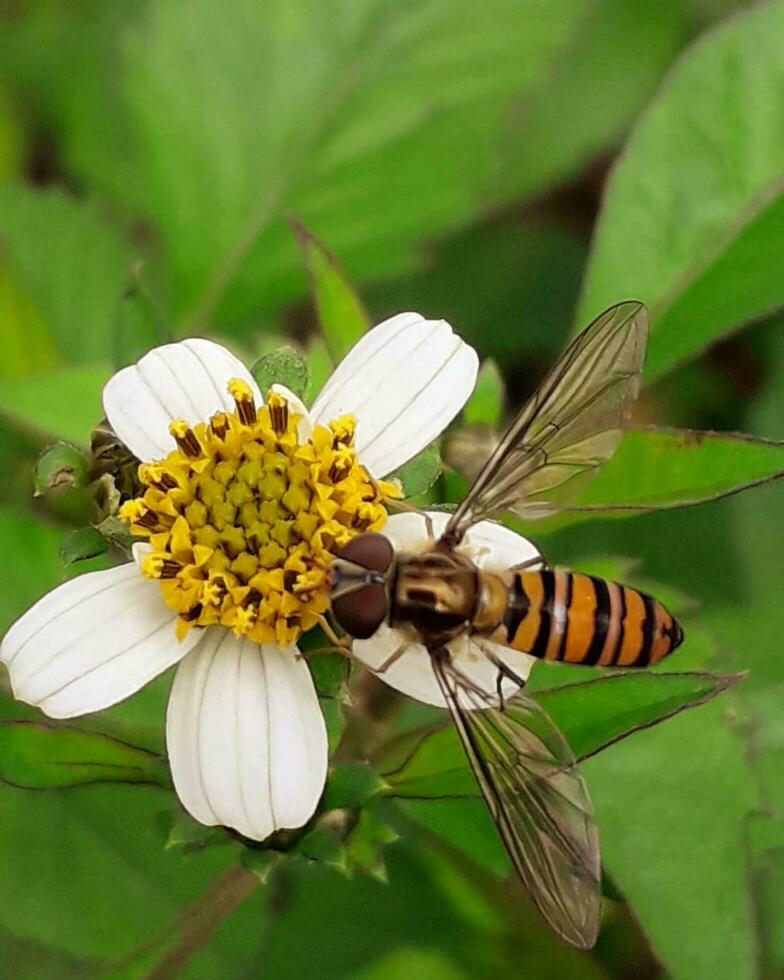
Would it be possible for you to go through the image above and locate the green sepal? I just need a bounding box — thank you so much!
[343,807,399,883]
[241,848,282,884]
[322,762,385,811]
[33,441,89,496]
[161,810,230,855]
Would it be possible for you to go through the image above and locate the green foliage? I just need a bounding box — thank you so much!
[462,359,504,427]
[579,0,784,379]
[0,721,169,790]
[391,447,443,499]
[509,0,689,201]
[120,0,586,327]
[323,763,385,811]
[0,251,57,378]
[0,366,111,444]
[585,702,759,980]
[384,671,738,799]
[0,186,132,364]
[293,219,371,362]
[1,1,783,976]
[561,427,784,519]
[58,527,109,566]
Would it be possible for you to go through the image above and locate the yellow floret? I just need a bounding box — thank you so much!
[120,380,397,646]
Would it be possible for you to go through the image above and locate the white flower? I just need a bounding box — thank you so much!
[0,313,478,841]
[351,511,541,707]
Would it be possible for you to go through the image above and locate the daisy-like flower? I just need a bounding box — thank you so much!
[0,313,478,841]
[350,511,541,706]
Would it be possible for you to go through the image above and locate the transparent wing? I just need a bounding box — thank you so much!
[444,301,648,542]
[431,652,601,949]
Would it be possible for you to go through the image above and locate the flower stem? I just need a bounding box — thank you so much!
[105,864,260,979]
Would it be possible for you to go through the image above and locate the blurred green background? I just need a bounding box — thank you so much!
[2,0,784,977]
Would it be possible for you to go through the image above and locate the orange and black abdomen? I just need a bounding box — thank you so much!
[498,569,683,667]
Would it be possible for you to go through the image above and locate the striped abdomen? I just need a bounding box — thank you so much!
[495,569,683,667]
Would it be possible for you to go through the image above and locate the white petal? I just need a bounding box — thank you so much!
[166,632,328,841]
[310,313,478,476]
[354,628,533,708]
[0,564,197,718]
[352,511,542,707]
[103,338,261,462]
[379,511,542,572]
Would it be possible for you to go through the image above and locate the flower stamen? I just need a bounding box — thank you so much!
[121,381,399,646]
[170,421,203,458]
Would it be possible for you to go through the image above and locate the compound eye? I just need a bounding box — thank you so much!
[332,584,387,639]
[335,533,393,573]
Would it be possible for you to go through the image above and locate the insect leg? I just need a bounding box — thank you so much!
[389,499,434,539]
[509,553,547,572]
[472,638,529,708]
[375,639,411,674]
[314,614,352,654]
[371,478,435,539]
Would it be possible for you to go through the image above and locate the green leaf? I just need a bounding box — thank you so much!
[391,447,442,499]
[584,701,759,980]
[0,365,111,445]
[113,264,173,368]
[0,250,57,378]
[304,650,348,700]
[563,428,784,518]
[384,670,739,799]
[0,416,50,514]
[122,0,585,328]
[0,185,132,364]
[538,669,742,761]
[578,1,784,379]
[695,338,784,974]
[0,3,148,212]
[323,763,385,811]
[0,721,169,790]
[355,948,474,980]
[463,359,504,427]
[0,508,65,633]
[506,0,688,202]
[0,89,25,184]
[250,347,310,400]
[293,218,371,362]
[0,784,243,962]
[59,527,109,566]
[304,336,334,405]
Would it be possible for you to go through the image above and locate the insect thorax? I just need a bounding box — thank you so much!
[391,552,480,638]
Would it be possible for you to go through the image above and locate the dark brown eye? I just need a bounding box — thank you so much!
[335,533,393,573]
[332,584,388,639]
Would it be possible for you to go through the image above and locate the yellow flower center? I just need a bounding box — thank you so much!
[120,380,397,647]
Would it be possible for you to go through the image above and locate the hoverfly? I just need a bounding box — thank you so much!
[328,302,684,949]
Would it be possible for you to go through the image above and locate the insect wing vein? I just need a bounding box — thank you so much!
[444,301,649,541]
[431,653,601,949]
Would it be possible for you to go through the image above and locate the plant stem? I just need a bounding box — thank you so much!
[105,864,260,979]
[147,864,259,980]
